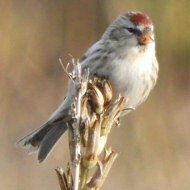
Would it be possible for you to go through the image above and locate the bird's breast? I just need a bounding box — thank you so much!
[108,47,156,107]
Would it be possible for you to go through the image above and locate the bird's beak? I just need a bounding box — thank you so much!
[138,32,154,45]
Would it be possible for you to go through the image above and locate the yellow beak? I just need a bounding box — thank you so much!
[138,33,154,45]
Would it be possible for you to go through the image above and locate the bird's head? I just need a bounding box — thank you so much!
[102,12,155,50]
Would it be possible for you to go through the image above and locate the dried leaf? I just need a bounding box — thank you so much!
[86,149,118,189]
[55,167,68,190]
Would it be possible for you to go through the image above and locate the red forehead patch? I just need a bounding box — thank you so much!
[129,13,152,26]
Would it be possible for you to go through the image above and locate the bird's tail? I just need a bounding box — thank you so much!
[16,122,68,163]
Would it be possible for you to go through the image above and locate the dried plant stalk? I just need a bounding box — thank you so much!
[56,60,127,190]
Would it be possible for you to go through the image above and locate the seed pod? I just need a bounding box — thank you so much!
[100,80,113,106]
[87,84,104,114]
[95,78,113,106]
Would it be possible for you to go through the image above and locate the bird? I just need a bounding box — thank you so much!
[16,11,159,163]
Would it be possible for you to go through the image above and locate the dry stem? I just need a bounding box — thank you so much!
[56,59,127,190]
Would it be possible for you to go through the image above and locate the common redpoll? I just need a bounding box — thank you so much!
[16,12,159,162]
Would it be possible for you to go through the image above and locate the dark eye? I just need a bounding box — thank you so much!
[125,27,142,36]
[126,27,135,33]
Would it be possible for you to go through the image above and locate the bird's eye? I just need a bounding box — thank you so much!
[125,27,142,36]
[126,27,135,33]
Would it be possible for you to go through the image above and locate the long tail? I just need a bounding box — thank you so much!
[16,122,68,162]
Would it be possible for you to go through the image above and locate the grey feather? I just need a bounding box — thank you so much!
[16,124,52,153]
[16,98,71,162]
[38,123,68,162]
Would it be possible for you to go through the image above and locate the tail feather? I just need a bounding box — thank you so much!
[16,97,71,162]
[38,123,67,162]
[16,124,52,154]
[16,122,68,162]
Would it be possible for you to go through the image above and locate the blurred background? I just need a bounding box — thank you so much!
[1,0,190,189]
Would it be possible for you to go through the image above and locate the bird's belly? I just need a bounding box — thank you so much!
[109,58,153,108]
[110,76,149,108]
